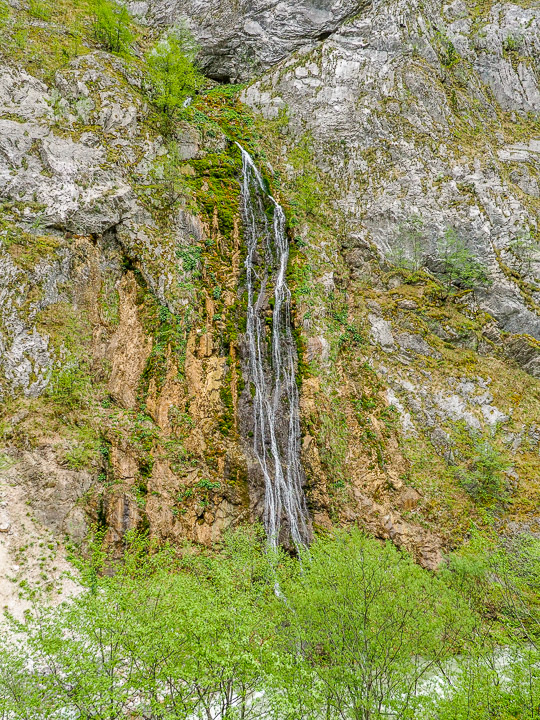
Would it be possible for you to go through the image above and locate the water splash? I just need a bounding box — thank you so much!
[237,143,310,553]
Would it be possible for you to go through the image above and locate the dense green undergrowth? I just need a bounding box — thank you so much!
[1,527,539,719]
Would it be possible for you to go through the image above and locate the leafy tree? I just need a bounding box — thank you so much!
[3,528,539,720]
[275,530,473,720]
[146,28,203,119]
[455,439,511,506]
[90,0,133,55]
[427,643,540,720]
[436,227,491,296]
[0,529,278,720]
[389,214,426,272]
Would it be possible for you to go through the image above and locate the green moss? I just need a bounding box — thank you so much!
[218,377,234,437]
[187,149,241,238]
[64,423,101,470]
[1,219,61,272]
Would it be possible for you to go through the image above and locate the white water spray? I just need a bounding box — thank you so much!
[237,144,310,553]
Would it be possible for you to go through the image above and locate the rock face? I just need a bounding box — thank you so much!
[1,0,540,576]
[242,0,540,339]
[132,0,370,81]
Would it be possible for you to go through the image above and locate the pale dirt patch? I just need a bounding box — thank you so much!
[0,468,80,621]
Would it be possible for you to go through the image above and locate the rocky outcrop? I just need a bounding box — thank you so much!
[241,1,540,339]
[132,0,371,81]
[505,333,540,378]
[1,0,540,576]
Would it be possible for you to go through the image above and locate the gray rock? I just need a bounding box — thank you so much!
[132,0,371,81]
[505,334,540,378]
[242,0,540,339]
[397,299,418,310]
[395,332,438,357]
[368,314,395,349]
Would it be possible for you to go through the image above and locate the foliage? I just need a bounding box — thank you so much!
[46,360,93,410]
[177,244,202,275]
[90,0,133,55]
[446,530,540,642]
[436,227,492,295]
[277,530,473,720]
[425,644,540,720]
[2,528,540,719]
[145,28,203,119]
[331,308,364,347]
[28,0,51,21]
[503,33,523,54]
[317,395,349,486]
[438,32,459,68]
[63,423,101,470]
[0,529,277,720]
[388,214,426,271]
[455,438,511,506]
[436,531,540,719]
[287,134,323,221]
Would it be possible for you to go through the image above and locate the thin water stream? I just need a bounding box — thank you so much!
[237,144,310,553]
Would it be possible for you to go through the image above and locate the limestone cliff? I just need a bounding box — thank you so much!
[0,0,539,587]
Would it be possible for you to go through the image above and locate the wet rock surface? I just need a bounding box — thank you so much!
[1,0,539,578]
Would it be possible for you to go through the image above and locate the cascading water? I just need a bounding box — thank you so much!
[237,144,311,553]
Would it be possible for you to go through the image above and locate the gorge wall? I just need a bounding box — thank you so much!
[0,0,539,599]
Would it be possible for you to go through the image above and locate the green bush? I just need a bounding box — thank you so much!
[90,0,133,55]
[145,28,203,119]
[389,214,426,271]
[46,361,92,410]
[437,227,492,296]
[455,439,511,506]
[64,424,100,470]
[277,530,473,719]
[28,0,51,20]
[0,529,276,720]
[2,528,539,719]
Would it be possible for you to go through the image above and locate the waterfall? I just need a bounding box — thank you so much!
[237,144,311,553]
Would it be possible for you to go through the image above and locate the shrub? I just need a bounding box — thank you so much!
[439,33,459,67]
[503,34,523,54]
[176,244,201,275]
[28,0,51,20]
[389,213,426,271]
[46,361,92,410]
[90,0,133,55]
[455,439,511,505]
[0,529,276,720]
[277,530,473,719]
[64,424,100,470]
[436,227,491,296]
[145,28,202,119]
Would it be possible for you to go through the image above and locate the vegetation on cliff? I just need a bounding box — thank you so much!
[1,527,539,719]
[0,1,539,717]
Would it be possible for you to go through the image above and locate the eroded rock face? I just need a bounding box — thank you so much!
[131,0,371,81]
[2,0,540,574]
[242,0,540,339]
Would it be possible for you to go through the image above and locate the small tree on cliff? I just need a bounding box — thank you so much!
[436,227,491,297]
[146,28,203,120]
[90,0,133,55]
